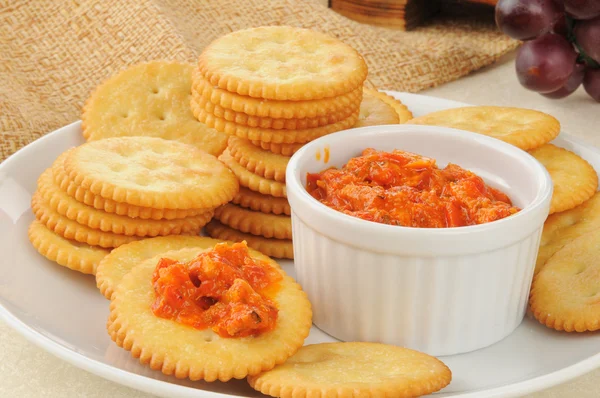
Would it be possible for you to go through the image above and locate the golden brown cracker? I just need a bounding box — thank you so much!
[32,191,144,248]
[62,137,239,210]
[530,228,600,332]
[51,152,206,220]
[529,144,598,214]
[28,220,110,275]
[192,69,363,119]
[536,192,600,274]
[82,61,228,156]
[232,187,291,216]
[192,100,359,144]
[192,90,357,130]
[108,246,311,381]
[38,168,213,236]
[96,236,224,299]
[408,106,560,150]
[197,26,368,100]
[367,89,413,123]
[250,141,303,157]
[228,136,289,183]
[219,149,286,198]
[248,342,452,398]
[355,87,401,128]
[205,220,293,259]
[214,204,292,240]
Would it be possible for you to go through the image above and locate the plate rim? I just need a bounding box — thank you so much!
[2,92,600,398]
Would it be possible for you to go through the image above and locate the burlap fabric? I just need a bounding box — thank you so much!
[0,0,518,162]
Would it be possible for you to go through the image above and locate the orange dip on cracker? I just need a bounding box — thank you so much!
[306,148,520,228]
[151,242,282,337]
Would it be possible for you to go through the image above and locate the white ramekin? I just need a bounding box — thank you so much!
[286,124,552,356]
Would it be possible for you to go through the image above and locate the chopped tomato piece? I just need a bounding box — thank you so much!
[151,242,281,338]
[306,148,520,228]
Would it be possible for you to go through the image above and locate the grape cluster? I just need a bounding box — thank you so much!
[496,0,600,101]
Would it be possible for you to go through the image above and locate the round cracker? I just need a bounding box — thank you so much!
[192,70,363,119]
[228,136,289,183]
[192,89,358,130]
[51,151,207,220]
[529,144,598,214]
[108,247,311,381]
[62,137,239,209]
[219,149,286,198]
[32,191,144,248]
[250,140,302,157]
[536,192,600,275]
[96,236,226,299]
[354,88,401,128]
[206,220,293,259]
[28,220,110,275]
[38,168,213,237]
[214,203,292,240]
[367,88,414,123]
[408,106,560,150]
[531,228,600,332]
[232,187,291,216]
[82,61,228,156]
[192,101,359,144]
[248,342,452,398]
[197,26,368,100]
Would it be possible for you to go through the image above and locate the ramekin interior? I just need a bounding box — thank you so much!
[286,125,553,256]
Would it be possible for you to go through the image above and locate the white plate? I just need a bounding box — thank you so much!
[1,92,599,398]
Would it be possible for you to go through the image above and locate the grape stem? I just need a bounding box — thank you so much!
[566,16,600,69]
[574,42,600,69]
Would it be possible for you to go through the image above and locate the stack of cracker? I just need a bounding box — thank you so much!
[28,136,239,275]
[190,26,372,259]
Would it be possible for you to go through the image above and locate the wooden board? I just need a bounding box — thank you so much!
[330,0,497,30]
[330,0,441,30]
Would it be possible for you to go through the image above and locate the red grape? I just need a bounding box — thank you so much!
[552,14,568,36]
[516,33,578,92]
[542,63,586,98]
[495,0,564,40]
[574,17,600,64]
[583,68,600,102]
[563,0,600,20]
